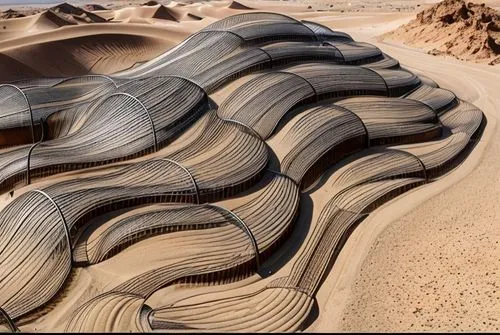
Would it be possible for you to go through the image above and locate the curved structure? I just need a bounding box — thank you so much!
[268,105,367,186]
[0,76,209,192]
[0,76,118,146]
[335,96,441,145]
[66,173,299,331]
[0,84,35,146]
[0,12,485,333]
[301,20,353,42]
[0,111,269,318]
[217,64,417,139]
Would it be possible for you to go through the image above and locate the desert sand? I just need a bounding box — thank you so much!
[0,0,498,333]
[307,8,500,332]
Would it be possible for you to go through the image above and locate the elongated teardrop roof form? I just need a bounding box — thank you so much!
[0,84,32,133]
[301,20,354,42]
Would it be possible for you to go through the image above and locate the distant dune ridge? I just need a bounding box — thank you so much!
[228,0,255,10]
[48,2,107,23]
[384,0,500,64]
[0,9,26,19]
[151,4,182,21]
[0,1,205,82]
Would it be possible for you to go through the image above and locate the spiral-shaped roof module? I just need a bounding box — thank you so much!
[218,72,316,139]
[0,76,211,192]
[201,12,317,44]
[0,93,149,192]
[261,42,344,65]
[0,84,33,137]
[41,159,204,237]
[81,203,261,267]
[0,75,117,147]
[371,68,422,96]
[0,191,72,319]
[336,96,442,145]
[285,63,389,97]
[395,99,483,178]
[324,150,427,192]
[404,84,457,113]
[166,115,268,192]
[361,52,400,69]
[0,93,156,193]
[401,132,470,176]
[301,20,354,42]
[322,41,383,64]
[32,92,156,163]
[117,76,209,146]
[268,105,367,186]
[82,204,227,264]
[439,100,483,136]
[115,30,244,80]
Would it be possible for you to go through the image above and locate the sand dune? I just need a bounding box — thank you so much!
[0,2,208,82]
[228,1,255,10]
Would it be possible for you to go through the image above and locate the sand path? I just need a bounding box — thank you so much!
[309,16,500,332]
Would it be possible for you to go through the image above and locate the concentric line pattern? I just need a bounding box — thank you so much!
[66,173,299,332]
[0,76,117,145]
[404,84,458,113]
[335,96,442,145]
[0,111,268,319]
[75,173,297,265]
[148,97,482,331]
[0,12,485,332]
[217,64,420,139]
[113,13,389,93]
[0,13,391,183]
[301,20,353,42]
[267,97,443,189]
[0,84,34,146]
[0,76,209,192]
[0,191,72,320]
[268,105,367,186]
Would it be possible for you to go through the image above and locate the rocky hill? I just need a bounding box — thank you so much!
[384,0,500,65]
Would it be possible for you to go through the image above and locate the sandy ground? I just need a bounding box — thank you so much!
[0,1,498,332]
[306,13,500,332]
